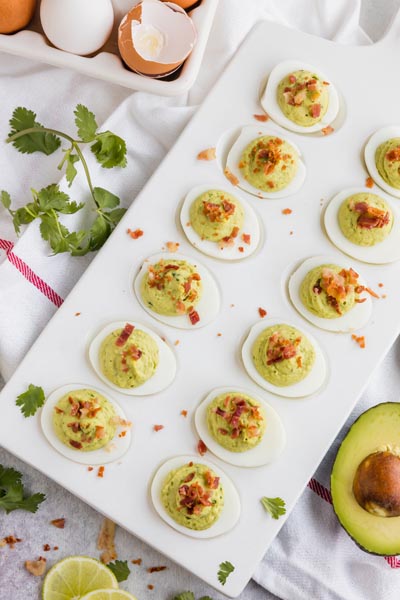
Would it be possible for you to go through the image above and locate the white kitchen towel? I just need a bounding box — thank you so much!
[0,1,396,599]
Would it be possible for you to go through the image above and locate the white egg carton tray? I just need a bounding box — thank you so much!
[0,0,219,96]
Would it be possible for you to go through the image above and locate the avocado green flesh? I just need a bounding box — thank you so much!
[331,402,400,555]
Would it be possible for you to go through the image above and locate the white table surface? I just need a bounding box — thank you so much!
[1,1,399,598]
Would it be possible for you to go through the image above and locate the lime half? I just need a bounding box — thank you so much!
[80,592,137,600]
[42,556,118,600]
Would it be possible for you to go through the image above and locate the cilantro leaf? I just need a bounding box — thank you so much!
[105,207,126,226]
[0,465,45,514]
[16,384,45,417]
[1,190,11,210]
[173,594,195,600]
[107,560,130,583]
[88,214,111,251]
[74,104,98,142]
[217,561,234,586]
[93,187,120,210]
[36,185,83,215]
[8,107,61,155]
[261,496,286,520]
[91,131,127,169]
[199,597,213,599]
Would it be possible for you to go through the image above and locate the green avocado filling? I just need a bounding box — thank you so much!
[189,189,244,244]
[161,463,224,530]
[375,138,400,189]
[206,392,266,452]
[252,324,315,386]
[300,264,361,319]
[338,193,393,247]
[141,259,202,317]
[99,325,159,389]
[239,135,298,192]
[277,69,329,127]
[53,389,117,452]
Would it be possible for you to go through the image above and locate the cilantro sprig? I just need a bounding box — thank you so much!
[107,560,131,582]
[173,594,212,600]
[16,384,45,418]
[217,561,235,586]
[1,105,127,256]
[0,464,45,514]
[261,496,286,520]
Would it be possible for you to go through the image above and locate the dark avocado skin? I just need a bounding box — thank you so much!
[330,402,400,556]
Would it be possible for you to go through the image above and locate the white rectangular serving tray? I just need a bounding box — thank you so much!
[0,0,219,96]
[1,17,400,598]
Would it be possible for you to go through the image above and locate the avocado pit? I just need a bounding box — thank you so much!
[353,450,400,517]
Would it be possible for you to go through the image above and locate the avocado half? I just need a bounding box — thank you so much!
[331,402,400,555]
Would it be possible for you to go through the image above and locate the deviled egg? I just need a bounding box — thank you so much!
[41,384,132,465]
[242,319,327,398]
[324,188,400,264]
[133,252,220,329]
[261,60,340,134]
[88,321,176,396]
[194,387,286,467]
[180,184,262,260]
[288,256,375,332]
[365,127,400,198]
[150,455,241,538]
[221,125,306,199]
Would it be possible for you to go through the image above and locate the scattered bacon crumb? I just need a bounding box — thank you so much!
[197,147,216,161]
[147,566,167,573]
[365,287,380,299]
[282,208,292,215]
[321,126,334,136]
[118,431,127,438]
[97,466,105,478]
[43,544,51,552]
[88,467,94,472]
[127,228,144,239]
[174,340,180,346]
[253,113,269,122]
[154,425,164,432]
[25,557,46,577]
[378,283,384,287]
[74,312,81,317]
[238,246,244,253]
[132,558,142,565]
[258,307,267,318]
[166,241,180,253]
[197,439,207,456]
[188,309,200,326]
[147,585,154,591]
[290,230,294,236]
[50,518,65,529]
[365,176,374,188]
[242,233,251,245]
[224,167,239,186]
[230,303,235,308]
[217,332,222,337]
[186,221,191,227]
[352,334,366,349]
[181,410,188,417]
[0,536,22,549]
[53,546,59,551]
[98,518,117,564]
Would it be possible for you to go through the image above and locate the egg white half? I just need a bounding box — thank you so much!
[41,383,132,465]
[324,187,400,264]
[225,125,306,199]
[133,252,221,330]
[180,183,263,260]
[288,255,373,332]
[261,59,340,134]
[88,321,177,396]
[364,126,400,198]
[150,454,241,539]
[194,386,286,467]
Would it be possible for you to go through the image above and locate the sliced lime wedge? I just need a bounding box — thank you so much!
[80,591,138,600]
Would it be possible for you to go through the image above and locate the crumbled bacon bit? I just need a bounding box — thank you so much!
[147,585,154,591]
[174,340,180,346]
[25,557,46,577]
[154,425,164,432]
[378,283,384,287]
[310,103,321,118]
[253,113,269,122]
[53,546,59,551]
[258,307,267,318]
[181,410,188,417]
[322,126,334,136]
[197,439,207,456]
[98,518,117,564]
[69,440,82,450]
[115,323,134,347]
[352,334,366,349]
[118,431,127,438]
[0,536,22,549]
[242,233,251,244]
[351,201,390,229]
[266,332,298,365]
[282,208,292,215]
[147,566,167,573]
[217,333,222,337]
[296,356,303,369]
[224,167,239,186]
[188,309,200,326]
[386,147,400,162]
[97,466,105,478]
[74,312,81,317]
[127,228,144,239]
[166,241,180,253]
[50,518,65,529]
[54,406,64,415]
[43,544,51,552]
[365,176,374,189]
[197,147,216,161]
[238,246,244,253]
[132,558,142,565]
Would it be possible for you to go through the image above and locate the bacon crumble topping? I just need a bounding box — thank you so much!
[266,332,300,365]
[349,201,390,230]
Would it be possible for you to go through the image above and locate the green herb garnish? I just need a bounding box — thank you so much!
[107,559,130,582]
[261,496,286,520]
[217,561,235,586]
[16,384,45,418]
[173,594,212,600]
[0,465,45,514]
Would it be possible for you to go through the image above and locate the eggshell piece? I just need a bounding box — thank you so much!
[288,256,373,332]
[324,187,400,264]
[118,1,197,77]
[364,126,400,198]
[133,252,221,330]
[88,321,177,396]
[261,59,340,134]
[194,387,286,467]
[241,319,328,397]
[150,454,241,538]
[180,184,263,260]
[161,0,198,8]
[40,384,132,465]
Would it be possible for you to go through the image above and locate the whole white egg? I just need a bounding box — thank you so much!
[40,0,114,56]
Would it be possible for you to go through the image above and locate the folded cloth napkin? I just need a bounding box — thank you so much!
[0,1,397,599]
